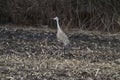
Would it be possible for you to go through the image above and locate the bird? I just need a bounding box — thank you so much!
[52,16,70,46]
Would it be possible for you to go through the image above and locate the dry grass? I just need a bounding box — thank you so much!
[0,54,120,80]
[0,26,120,79]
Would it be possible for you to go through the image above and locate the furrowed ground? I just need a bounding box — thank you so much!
[0,25,120,80]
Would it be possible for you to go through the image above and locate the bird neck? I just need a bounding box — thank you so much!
[56,19,62,32]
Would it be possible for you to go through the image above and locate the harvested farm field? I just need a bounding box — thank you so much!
[0,26,120,80]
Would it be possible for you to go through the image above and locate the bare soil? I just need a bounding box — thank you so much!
[0,25,120,80]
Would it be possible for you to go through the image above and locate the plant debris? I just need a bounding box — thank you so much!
[0,27,120,80]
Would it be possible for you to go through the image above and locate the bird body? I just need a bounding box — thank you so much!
[53,17,70,46]
[57,29,70,46]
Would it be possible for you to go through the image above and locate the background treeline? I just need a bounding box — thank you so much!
[0,0,120,32]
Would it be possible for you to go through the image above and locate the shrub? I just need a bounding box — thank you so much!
[0,0,120,32]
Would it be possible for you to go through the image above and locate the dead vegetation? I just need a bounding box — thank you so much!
[0,0,120,79]
[0,0,120,32]
[0,26,120,80]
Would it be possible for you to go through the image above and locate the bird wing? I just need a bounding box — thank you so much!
[57,31,70,46]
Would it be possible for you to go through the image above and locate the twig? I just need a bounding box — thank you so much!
[95,68,100,76]
[25,51,31,58]
[10,50,22,55]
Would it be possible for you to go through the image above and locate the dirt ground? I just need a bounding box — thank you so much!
[0,25,120,80]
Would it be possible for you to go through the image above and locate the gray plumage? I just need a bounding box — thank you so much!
[53,17,70,46]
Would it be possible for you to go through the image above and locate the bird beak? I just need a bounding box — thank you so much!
[51,17,56,20]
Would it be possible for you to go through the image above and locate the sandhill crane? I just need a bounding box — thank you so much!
[53,16,70,46]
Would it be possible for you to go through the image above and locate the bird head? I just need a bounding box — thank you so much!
[53,16,59,21]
